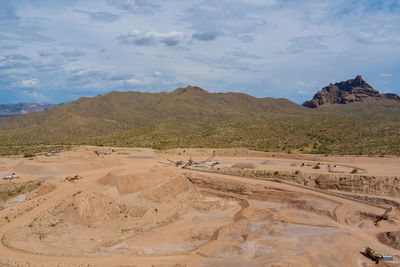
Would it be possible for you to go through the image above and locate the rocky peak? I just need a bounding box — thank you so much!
[302,75,399,108]
[353,75,364,87]
[172,85,209,95]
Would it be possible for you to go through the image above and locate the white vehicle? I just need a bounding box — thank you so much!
[4,173,19,179]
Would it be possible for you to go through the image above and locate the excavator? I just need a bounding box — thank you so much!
[375,207,392,225]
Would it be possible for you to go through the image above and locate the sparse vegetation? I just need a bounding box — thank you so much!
[24,152,35,158]
[0,181,42,204]
[0,90,399,156]
[65,175,81,182]
[72,191,82,197]
[351,168,358,174]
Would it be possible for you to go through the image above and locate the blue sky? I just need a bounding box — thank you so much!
[0,0,399,104]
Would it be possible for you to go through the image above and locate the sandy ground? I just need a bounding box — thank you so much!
[0,146,399,266]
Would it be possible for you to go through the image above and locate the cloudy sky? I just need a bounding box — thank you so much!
[1,0,399,104]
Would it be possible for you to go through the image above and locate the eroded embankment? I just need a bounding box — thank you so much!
[190,167,400,197]
[184,172,341,222]
[2,173,242,257]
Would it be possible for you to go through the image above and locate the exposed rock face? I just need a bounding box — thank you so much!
[303,75,400,108]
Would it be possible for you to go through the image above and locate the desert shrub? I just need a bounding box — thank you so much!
[24,152,35,158]
[72,191,82,197]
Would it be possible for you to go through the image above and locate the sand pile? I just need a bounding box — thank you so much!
[99,170,165,195]
[3,173,241,257]
[378,231,400,250]
[61,192,124,227]
[140,175,200,203]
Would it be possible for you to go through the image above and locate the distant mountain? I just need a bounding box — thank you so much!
[303,75,400,108]
[0,86,304,136]
[0,84,400,156]
[0,102,55,116]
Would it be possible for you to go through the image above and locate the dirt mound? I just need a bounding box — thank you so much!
[140,175,200,203]
[378,231,400,250]
[61,192,124,227]
[35,183,56,196]
[99,170,165,195]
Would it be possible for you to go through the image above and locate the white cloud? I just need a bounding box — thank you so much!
[297,89,310,95]
[22,90,47,102]
[21,78,39,88]
[118,31,185,47]
[296,81,319,88]
[124,78,142,85]
[107,0,159,14]
[1,0,400,104]
[227,0,277,6]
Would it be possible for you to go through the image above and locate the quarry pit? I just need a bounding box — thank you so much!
[0,146,400,266]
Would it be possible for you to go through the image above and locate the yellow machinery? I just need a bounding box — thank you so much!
[365,247,393,263]
[365,247,382,263]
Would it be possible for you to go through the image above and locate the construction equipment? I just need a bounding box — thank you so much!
[364,247,393,263]
[375,207,392,225]
[167,159,184,167]
[164,155,219,169]
[182,156,194,169]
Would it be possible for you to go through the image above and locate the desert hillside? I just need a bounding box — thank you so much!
[0,83,399,156]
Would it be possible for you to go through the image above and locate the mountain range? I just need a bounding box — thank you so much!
[0,102,55,117]
[0,76,399,156]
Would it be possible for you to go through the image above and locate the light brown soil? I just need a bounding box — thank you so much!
[0,146,399,266]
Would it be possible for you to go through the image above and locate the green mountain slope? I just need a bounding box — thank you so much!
[0,86,399,156]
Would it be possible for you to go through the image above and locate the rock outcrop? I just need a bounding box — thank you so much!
[303,75,400,108]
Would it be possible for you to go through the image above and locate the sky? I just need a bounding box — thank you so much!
[0,0,399,104]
